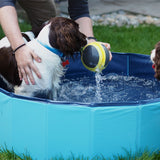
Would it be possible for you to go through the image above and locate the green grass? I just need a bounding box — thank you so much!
[0,146,32,160]
[0,146,160,160]
[93,24,160,55]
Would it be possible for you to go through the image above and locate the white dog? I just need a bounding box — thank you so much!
[0,17,87,99]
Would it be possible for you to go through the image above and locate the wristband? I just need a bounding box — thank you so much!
[87,37,97,41]
[13,43,26,53]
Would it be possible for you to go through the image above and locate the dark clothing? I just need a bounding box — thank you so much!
[0,0,16,8]
[68,0,90,20]
[0,0,90,20]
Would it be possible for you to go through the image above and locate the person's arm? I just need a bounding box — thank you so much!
[0,5,41,85]
[68,0,93,37]
[76,17,112,61]
[75,17,95,42]
[68,0,111,60]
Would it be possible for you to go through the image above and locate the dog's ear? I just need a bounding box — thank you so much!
[154,41,160,80]
[48,17,87,57]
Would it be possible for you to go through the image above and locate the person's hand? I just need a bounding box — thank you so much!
[15,45,41,85]
[100,42,112,61]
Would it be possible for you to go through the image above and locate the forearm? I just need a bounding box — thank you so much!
[76,16,111,53]
[0,6,24,50]
[0,4,41,85]
[68,0,94,38]
[75,17,94,38]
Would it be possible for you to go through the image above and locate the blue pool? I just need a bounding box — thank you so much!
[0,52,160,159]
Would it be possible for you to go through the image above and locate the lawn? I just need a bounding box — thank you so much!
[0,23,160,159]
[1,24,160,55]
[0,147,160,160]
[93,24,160,55]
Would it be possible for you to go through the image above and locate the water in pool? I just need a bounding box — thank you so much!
[57,73,160,103]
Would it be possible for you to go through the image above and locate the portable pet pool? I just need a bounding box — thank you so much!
[0,52,160,159]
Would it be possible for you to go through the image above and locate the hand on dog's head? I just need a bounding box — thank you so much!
[48,17,87,57]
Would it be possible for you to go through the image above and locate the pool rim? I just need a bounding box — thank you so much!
[1,86,160,107]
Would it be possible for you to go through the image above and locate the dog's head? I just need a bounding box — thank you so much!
[47,17,87,57]
[151,41,160,80]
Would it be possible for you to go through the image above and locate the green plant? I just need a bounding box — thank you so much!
[93,24,160,54]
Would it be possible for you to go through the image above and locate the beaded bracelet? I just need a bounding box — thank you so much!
[13,43,26,53]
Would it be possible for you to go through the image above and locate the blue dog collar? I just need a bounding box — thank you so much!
[37,39,64,57]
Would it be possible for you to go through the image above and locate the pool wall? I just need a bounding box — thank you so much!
[0,52,160,159]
